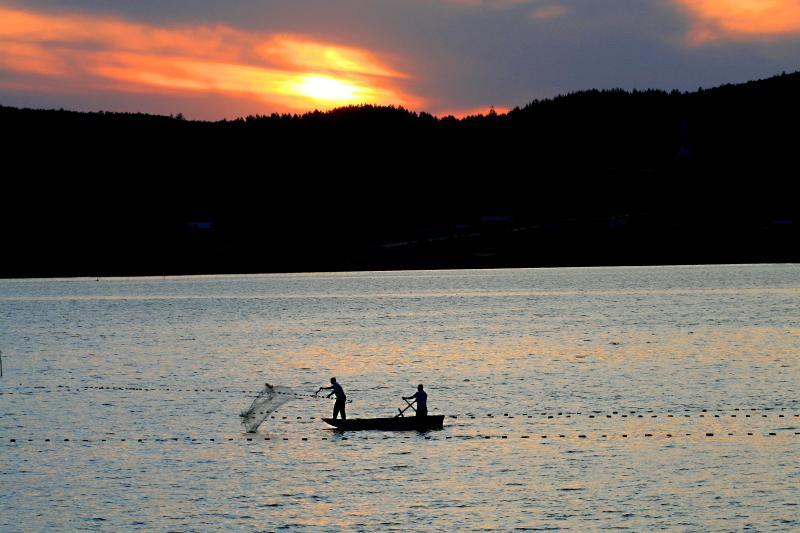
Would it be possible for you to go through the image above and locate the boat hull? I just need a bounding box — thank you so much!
[322,415,444,431]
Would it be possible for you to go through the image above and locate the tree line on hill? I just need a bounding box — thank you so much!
[1,71,797,276]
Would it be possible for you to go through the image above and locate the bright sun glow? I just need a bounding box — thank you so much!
[297,76,362,102]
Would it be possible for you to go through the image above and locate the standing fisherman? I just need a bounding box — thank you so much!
[403,384,427,417]
[316,377,347,420]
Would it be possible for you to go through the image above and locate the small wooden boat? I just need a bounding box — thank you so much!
[322,415,444,431]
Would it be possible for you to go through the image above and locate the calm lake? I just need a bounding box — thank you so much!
[2,265,799,530]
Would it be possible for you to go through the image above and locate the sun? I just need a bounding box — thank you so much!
[296,75,364,103]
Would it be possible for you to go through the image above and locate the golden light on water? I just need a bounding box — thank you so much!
[0,6,419,115]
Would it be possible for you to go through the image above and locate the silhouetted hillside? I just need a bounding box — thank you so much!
[1,71,798,276]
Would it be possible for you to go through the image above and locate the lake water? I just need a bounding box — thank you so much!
[1,265,799,530]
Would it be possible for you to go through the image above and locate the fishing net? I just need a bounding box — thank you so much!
[240,383,293,433]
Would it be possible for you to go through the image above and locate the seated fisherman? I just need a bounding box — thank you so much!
[403,384,427,417]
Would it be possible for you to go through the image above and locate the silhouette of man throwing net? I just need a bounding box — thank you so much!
[316,377,347,420]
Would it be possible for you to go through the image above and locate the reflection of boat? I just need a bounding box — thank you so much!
[322,415,445,431]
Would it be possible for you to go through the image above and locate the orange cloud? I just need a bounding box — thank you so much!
[673,0,800,43]
[258,36,408,79]
[530,4,570,21]
[0,6,420,115]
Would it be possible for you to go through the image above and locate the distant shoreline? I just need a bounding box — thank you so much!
[2,261,797,281]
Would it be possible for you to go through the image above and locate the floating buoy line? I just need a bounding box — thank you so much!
[4,430,800,447]
[4,384,799,447]
[0,385,319,397]
[1,385,797,420]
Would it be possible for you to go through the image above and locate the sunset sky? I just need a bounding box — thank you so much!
[1,0,799,118]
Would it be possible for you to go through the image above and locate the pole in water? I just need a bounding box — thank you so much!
[1,350,3,378]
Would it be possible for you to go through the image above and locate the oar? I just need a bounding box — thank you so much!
[396,398,417,418]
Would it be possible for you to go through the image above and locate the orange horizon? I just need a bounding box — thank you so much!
[2,3,800,119]
[0,6,422,115]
